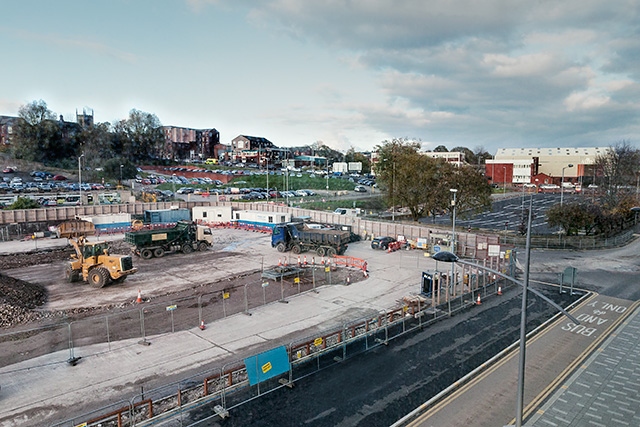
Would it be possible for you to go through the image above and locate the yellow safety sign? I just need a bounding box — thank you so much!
[223,292,230,299]
[294,277,300,284]
[314,337,323,347]
[261,361,272,374]
[325,266,330,272]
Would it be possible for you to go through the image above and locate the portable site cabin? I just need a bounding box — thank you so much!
[143,208,191,224]
[232,210,291,230]
[78,213,132,231]
[192,205,233,224]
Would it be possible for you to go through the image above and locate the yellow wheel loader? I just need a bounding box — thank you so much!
[57,220,137,288]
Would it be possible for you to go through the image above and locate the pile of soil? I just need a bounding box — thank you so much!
[0,273,48,327]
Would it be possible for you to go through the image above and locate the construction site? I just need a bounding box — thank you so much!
[0,202,521,427]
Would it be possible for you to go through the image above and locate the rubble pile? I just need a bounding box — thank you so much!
[0,273,48,328]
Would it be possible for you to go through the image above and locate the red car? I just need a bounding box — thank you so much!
[53,175,67,181]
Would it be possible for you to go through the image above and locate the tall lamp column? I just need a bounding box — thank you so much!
[78,154,84,206]
[560,164,574,206]
[450,188,458,298]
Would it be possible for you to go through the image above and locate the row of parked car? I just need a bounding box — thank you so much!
[174,186,317,201]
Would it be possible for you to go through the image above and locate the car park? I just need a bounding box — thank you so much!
[371,236,396,250]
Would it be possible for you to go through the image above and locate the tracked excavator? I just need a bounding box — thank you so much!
[57,220,137,287]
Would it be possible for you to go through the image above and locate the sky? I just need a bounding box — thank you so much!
[2,0,640,155]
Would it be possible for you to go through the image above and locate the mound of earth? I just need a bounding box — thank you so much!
[0,273,48,328]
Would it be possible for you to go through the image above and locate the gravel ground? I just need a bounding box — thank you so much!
[0,236,361,331]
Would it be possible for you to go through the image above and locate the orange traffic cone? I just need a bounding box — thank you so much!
[497,286,502,296]
[476,294,482,305]
[304,255,308,265]
[297,256,301,267]
[199,320,206,330]
[278,258,282,267]
[321,256,325,265]
[136,289,142,304]
[312,257,315,266]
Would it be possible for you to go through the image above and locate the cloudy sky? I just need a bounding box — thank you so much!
[2,0,639,154]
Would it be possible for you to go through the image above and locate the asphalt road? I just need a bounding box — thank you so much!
[183,288,581,426]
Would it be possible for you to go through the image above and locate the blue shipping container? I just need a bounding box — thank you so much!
[144,209,191,224]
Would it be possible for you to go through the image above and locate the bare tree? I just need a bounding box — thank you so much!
[594,140,640,205]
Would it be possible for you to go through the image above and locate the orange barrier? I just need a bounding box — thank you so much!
[332,255,367,270]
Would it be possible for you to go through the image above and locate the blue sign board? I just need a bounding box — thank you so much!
[244,346,290,386]
[433,245,441,253]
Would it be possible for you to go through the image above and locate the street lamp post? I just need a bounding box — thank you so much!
[78,154,84,206]
[560,164,574,206]
[503,166,507,194]
[326,159,329,193]
[120,164,124,186]
[450,189,458,295]
[392,161,396,222]
[432,198,579,427]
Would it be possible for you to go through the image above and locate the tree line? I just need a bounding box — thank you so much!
[5,100,638,236]
[8,100,163,180]
[373,138,492,222]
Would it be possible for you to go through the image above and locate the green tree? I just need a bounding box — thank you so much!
[77,122,116,168]
[374,139,492,221]
[113,109,164,162]
[6,197,40,210]
[102,158,137,182]
[446,164,492,219]
[12,100,75,164]
[547,202,596,236]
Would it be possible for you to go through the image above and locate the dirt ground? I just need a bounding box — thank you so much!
[0,228,362,331]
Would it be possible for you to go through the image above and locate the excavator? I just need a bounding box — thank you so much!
[57,219,137,288]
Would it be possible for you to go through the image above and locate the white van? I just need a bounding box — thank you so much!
[334,208,361,216]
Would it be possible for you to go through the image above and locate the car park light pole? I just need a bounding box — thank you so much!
[450,189,458,294]
[560,164,573,206]
[503,166,507,194]
[432,198,579,427]
[120,164,123,186]
[78,153,84,206]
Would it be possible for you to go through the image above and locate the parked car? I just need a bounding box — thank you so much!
[354,185,367,192]
[371,236,396,250]
[53,175,67,181]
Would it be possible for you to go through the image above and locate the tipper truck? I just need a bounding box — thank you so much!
[124,221,214,259]
[57,220,137,288]
[271,222,350,256]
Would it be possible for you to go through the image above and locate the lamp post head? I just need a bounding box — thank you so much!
[568,164,574,168]
[431,251,459,263]
[450,188,458,194]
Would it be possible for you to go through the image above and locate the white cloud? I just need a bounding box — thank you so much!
[564,92,611,111]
